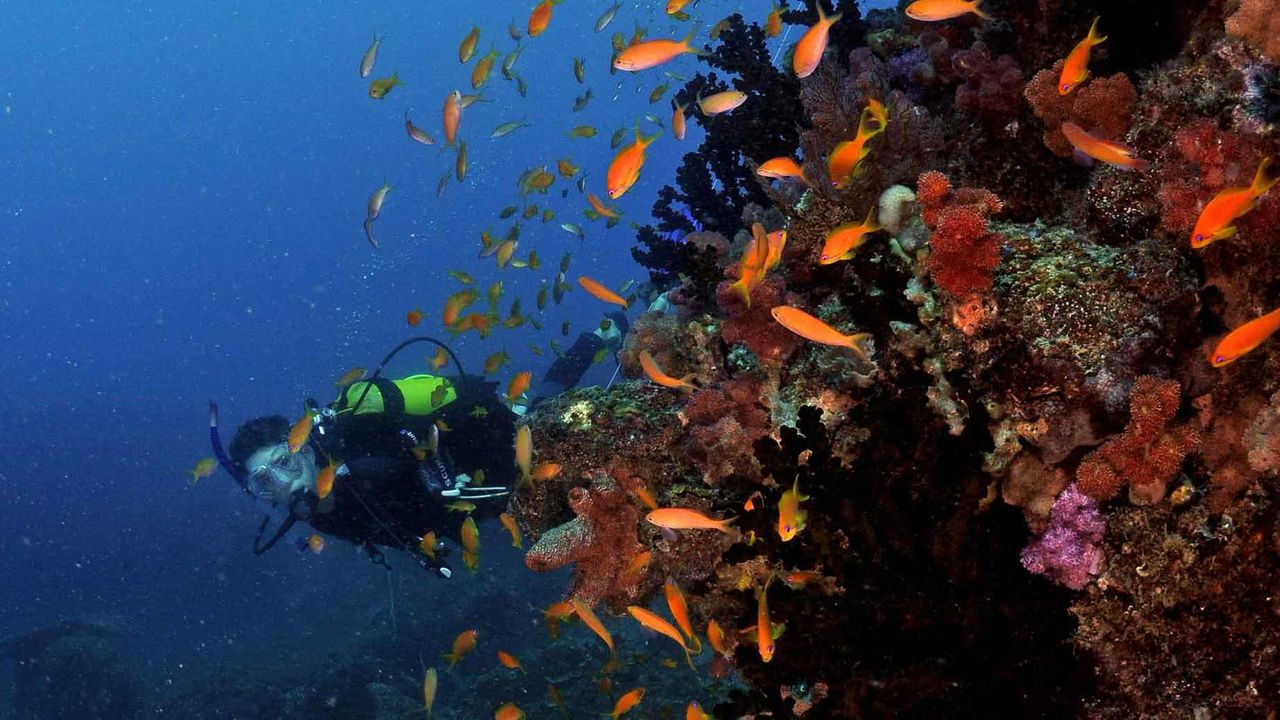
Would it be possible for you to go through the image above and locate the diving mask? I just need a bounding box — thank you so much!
[247,442,316,503]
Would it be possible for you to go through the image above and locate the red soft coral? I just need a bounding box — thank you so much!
[1155,118,1276,238]
[717,273,802,363]
[1075,376,1200,504]
[1025,60,1137,158]
[917,171,1004,297]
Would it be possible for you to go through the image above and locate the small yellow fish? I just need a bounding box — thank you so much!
[777,478,808,541]
[188,457,217,484]
[459,25,480,63]
[368,71,402,99]
[447,500,477,513]
[515,425,532,484]
[423,667,438,719]
[307,533,325,554]
[697,90,748,116]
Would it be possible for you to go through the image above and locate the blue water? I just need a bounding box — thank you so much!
[0,0,892,716]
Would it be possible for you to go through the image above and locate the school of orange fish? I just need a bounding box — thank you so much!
[191,1,1278,717]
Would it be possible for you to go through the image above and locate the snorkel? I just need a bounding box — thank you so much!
[209,402,250,495]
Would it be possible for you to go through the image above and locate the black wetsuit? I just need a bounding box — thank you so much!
[307,376,515,567]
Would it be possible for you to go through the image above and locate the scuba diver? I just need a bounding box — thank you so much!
[538,310,630,400]
[209,337,516,578]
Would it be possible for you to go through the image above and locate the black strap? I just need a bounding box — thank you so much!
[252,513,297,555]
[369,378,405,418]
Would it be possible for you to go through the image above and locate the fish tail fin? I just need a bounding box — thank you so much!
[863,207,881,232]
[971,0,991,19]
[1251,157,1279,197]
[1087,16,1107,45]
[816,4,842,25]
[728,277,751,307]
[848,332,874,361]
[716,515,739,534]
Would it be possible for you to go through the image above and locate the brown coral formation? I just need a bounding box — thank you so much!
[524,470,645,607]
[1225,0,1280,62]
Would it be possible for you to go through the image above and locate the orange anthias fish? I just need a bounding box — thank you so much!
[827,98,888,187]
[664,578,702,653]
[287,407,313,453]
[777,478,808,542]
[819,208,880,264]
[431,346,449,371]
[316,460,336,500]
[607,688,645,719]
[638,351,695,391]
[419,531,438,560]
[757,156,807,182]
[499,512,523,549]
[1191,157,1278,249]
[697,90,748,116]
[764,229,788,272]
[755,575,783,662]
[765,1,783,37]
[577,275,630,308]
[407,308,423,327]
[905,0,989,21]
[793,4,841,78]
[630,484,659,510]
[672,100,688,141]
[687,700,712,720]
[587,192,622,220]
[497,650,527,673]
[1059,121,1149,171]
[461,515,481,571]
[528,0,561,37]
[443,629,478,670]
[515,425,532,484]
[771,306,874,360]
[1058,17,1106,95]
[506,370,532,402]
[647,508,736,534]
[727,223,772,307]
[620,549,652,583]
[607,125,659,199]
[571,598,616,656]
[614,28,703,71]
[334,367,365,387]
[706,619,730,657]
[442,90,462,146]
[627,606,693,665]
[307,533,325,554]
[1210,306,1280,366]
[531,462,563,481]
[495,702,526,720]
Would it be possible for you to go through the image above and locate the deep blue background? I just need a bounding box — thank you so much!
[0,0,893,708]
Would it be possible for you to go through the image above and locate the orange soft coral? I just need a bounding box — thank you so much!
[1075,377,1201,504]
[1225,0,1280,63]
[917,171,1004,297]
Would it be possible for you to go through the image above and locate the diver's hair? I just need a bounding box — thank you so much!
[229,415,291,472]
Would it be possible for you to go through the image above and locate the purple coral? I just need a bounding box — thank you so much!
[1019,484,1105,590]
